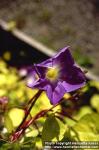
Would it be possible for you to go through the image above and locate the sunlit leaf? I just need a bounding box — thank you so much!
[35,137,42,150]
[56,117,67,140]
[90,81,99,89]
[76,132,99,141]
[6,74,18,86]
[74,113,99,133]
[25,128,38,138]
[0,89,7,97]
[74,106,93,120]
[8,108,25,127]
[4,114,14,133]
[42,115,60,142]
[61,128,76,141]
[72,113,99,141]
[90,94,99,112]
[0,74,6,85]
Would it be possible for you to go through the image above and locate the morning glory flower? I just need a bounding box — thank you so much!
[27,47,86,105]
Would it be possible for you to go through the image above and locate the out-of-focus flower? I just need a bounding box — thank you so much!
[27,47,86,105]
[26,70,39,87]
[19,68,28,77]
[0,96,8,111]
[0,96,8,105]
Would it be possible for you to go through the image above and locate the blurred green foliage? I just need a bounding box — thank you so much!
[0,59,36,107]
[73,47,93,68]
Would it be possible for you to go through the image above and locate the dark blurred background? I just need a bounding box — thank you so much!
[0,0,99,74]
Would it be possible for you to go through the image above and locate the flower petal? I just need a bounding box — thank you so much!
[53,46,74,66]
[62,81,85,92]
[27,46,86,106]
[46,81,66,105]
[34,64,47,79]
[37,58,53,67]
[26,70,39,88]
[27,78,48,91]
[36,47,73,68]
[61,65,86,85]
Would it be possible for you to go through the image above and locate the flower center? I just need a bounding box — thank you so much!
[46,66,59,81]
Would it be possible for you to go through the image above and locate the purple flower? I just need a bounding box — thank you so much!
[0,97,8,105]
[27,47,86,105]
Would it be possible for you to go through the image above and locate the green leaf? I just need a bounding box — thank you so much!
[90,94,99,112]
[11,143,21,150]
[56,117,67,140]
[35,137,42,150]
[74,106,93,120]
[0,142,21,150]
[21,137,35,150]
[42,115,60,142]
[72,113,99,141]
[74,113,99,133]
[4,108,25,133]
[75,132,99,141]
[0,140,7,148]
[61,128,76,142]
[8,108,25,127]
[4,114,14,133]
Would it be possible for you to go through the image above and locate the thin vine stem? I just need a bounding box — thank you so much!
[16,90,42,132]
